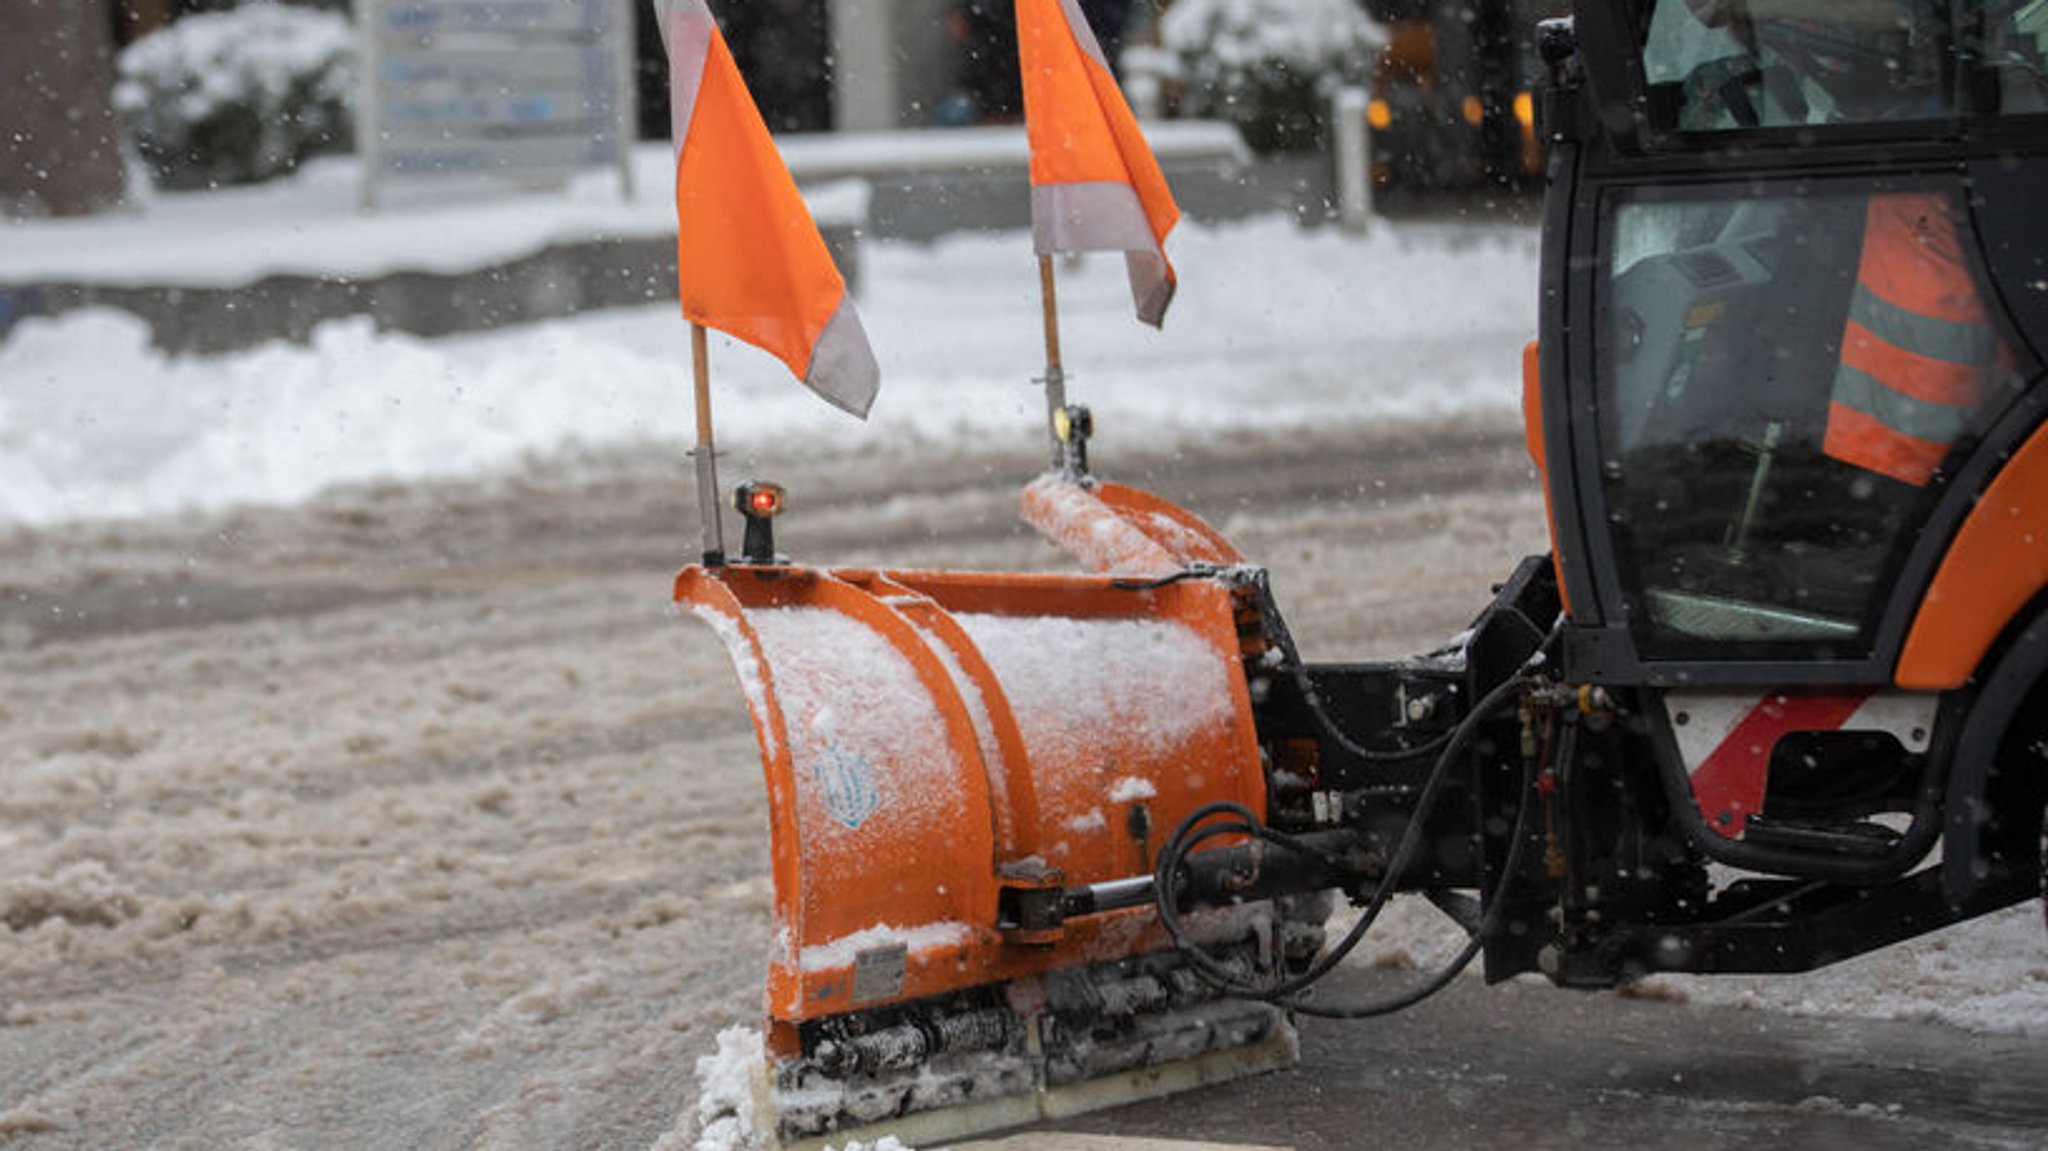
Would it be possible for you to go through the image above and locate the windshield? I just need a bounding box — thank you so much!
[1638,0,2048,131]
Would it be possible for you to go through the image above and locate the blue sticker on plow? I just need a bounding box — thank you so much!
[809,743,882,829]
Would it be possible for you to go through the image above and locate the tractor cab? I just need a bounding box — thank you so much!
[1539,0,2048,687]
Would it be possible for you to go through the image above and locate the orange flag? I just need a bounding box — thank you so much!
[1018,0,1181,327]
[654,0,878,417]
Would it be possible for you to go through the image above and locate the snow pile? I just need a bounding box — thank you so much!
[680,1025,769,1151]
[0,860,141,933]
[675,1025,916,1151]
[1634,906,2048,1036]
[0,215,1539,529]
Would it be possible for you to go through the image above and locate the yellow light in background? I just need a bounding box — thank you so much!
[1461,95,1484,126]
[1367,98,1392,131]
[1514,90,1536,128]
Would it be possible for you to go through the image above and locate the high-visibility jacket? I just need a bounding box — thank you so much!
[1824,191,2004,487]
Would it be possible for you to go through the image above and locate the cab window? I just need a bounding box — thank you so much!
[1594,181,2025,660]
[1637,0,2048,131]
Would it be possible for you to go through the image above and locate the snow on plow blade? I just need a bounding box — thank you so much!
[1016,473,1245,574]
[676,490,1295,1148]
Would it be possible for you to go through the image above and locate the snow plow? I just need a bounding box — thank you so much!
[676,480,1323,1148]
[665,0,2047,1147]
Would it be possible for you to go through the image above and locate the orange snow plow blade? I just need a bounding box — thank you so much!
[1017,473,1245,574]
[676,478,1305,1148]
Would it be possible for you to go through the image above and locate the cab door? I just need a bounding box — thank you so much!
[1547,0,2048,690]
[1534,0,2048,876]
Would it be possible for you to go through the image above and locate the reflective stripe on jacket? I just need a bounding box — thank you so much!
[1823,191,2000,487]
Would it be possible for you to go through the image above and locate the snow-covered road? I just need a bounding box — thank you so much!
[0,426,2039,1149]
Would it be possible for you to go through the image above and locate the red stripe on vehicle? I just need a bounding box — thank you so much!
[1689,692,1873,838]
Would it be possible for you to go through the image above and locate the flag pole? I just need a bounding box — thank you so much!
[691,322,726,566]
[1037,253,1073,474]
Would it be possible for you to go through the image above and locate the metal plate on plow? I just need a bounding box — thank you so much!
[851,944,907,1004]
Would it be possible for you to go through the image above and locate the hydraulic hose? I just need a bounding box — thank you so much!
[1244,566,1460,764]
[1115,565,1456,764]
[1284,710,1556,1019]
[1154,668,1542,1006]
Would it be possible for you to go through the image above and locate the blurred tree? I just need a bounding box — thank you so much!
[2,0,128,217]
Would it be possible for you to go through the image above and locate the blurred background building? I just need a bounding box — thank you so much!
[105,0,1551,178]
[7,0,1566,223]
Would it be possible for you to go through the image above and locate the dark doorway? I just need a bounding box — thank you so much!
[637,0,835,138]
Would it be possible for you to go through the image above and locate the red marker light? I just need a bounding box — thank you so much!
[735,481,786,519]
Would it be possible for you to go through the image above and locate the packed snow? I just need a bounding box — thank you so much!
[663,1025,766,1151]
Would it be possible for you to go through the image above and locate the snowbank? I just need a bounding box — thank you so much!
[0,215,1538,528]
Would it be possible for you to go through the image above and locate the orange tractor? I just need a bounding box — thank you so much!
[679,1,2048,1146]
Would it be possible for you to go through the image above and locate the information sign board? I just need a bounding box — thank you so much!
[360,0,635,207]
